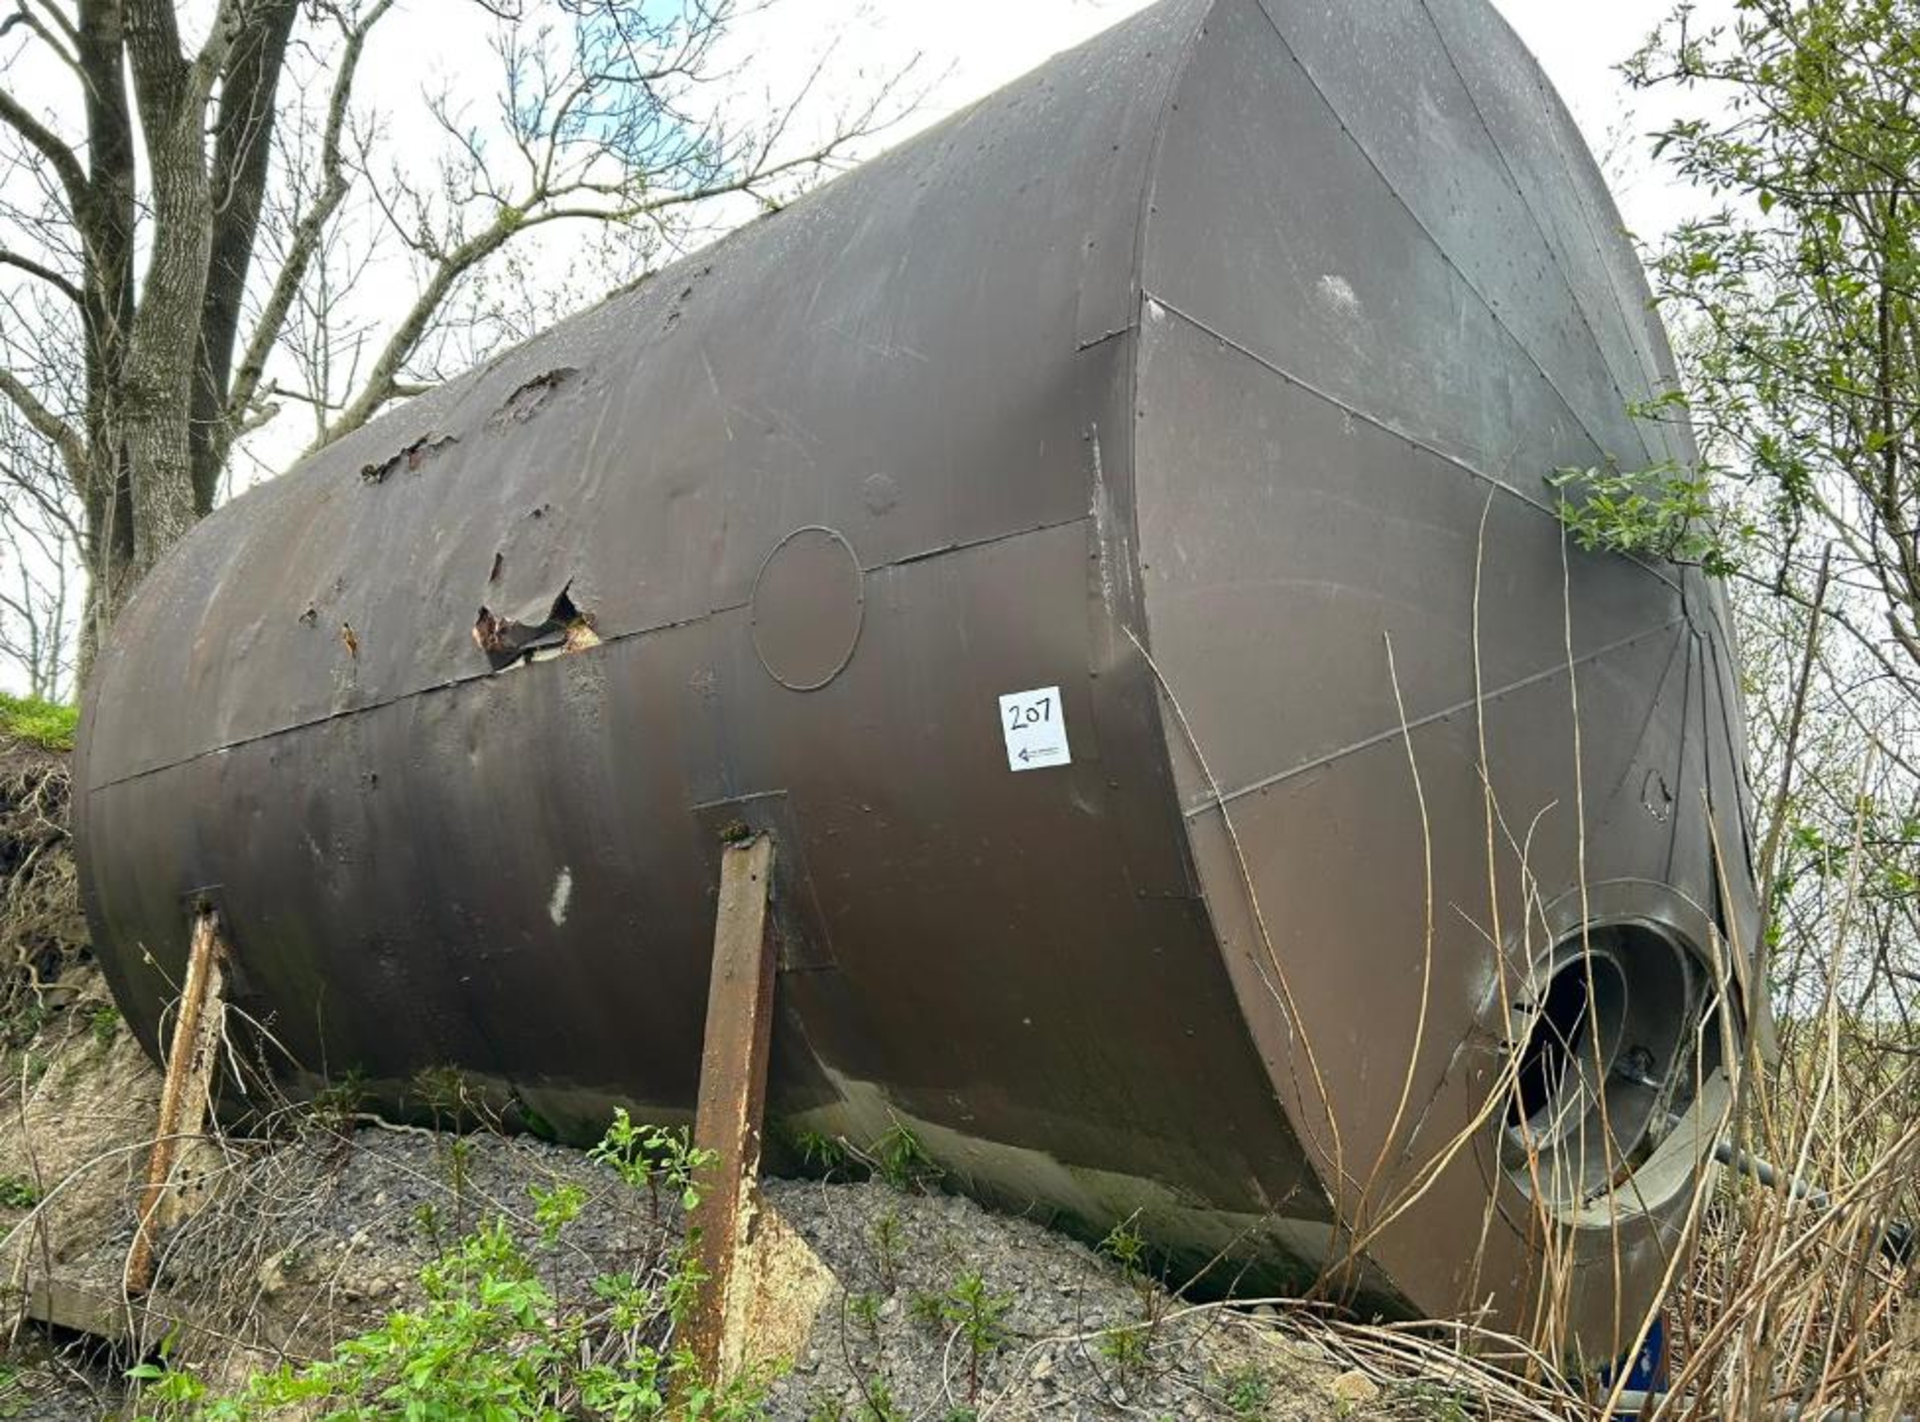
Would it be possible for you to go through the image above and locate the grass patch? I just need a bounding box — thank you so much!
[88,1004,120,1048]
[0,1175,40,1209]
[0,694,77,752]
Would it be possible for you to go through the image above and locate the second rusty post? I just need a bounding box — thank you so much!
[683,833,779,1387]
[125,906,227,1295]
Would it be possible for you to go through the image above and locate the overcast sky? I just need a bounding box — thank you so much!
[795,0,1688,211]
[641,0,1704,237]
[339,0,1703,263]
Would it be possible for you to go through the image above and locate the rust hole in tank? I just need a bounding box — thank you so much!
[487,368,578,433]
[473,581,600,671]
[361,433,456,485]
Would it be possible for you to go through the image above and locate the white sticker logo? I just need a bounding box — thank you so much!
[999,685,1070,772]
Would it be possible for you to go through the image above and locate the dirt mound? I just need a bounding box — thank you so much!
[0,738,87,1032]
[0,971,158,1277]
[0,1087,1476,1420]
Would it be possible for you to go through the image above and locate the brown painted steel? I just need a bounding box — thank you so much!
[75,0,1761,1354]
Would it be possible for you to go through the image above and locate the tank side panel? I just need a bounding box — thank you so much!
[1139,1,1613,504]
[1134,0,1693,817]
[1243,0,1664,472]
[1130,299,1699,1239]
[1419,0,1696,470]
[1132,0,1753,1341]
[81,0,1322,1240]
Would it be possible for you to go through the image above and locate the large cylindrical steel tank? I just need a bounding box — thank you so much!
[77,0,1760,1356]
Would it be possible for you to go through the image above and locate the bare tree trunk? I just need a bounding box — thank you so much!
[120,0,220,583]
[190,0,298,510]
[121,162,207,583]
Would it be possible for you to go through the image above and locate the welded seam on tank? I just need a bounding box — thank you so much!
[1677,563,1755,857]
[1109,0,1218,624]
[1663,630,1700,888]
[1504,42,1698,463]
[1409,0,1678,468]
[1144,293,1683,599]
[1697,625,1743,871]
[1183,614,1690,817]
[1244,0,1654,473]
[84,513,1096,793]
[1590,619,1689,861]
[1700,622,1759,869]
[1127,0,1217,314]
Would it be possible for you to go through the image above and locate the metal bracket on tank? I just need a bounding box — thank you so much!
[174,882,271,1042]
[690,790,837,971]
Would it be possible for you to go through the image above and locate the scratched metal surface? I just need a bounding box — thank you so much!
[76,0,1759,1353]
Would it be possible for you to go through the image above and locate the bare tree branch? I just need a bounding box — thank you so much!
[225,0,394,436]
[0,247,81,305]
[0,87,86,205]
[0,368,85,481]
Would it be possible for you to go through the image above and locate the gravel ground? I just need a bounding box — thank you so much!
[2,1122,1409,1419]
[760,1176,1363,1420]
[0,1054,1416,1420]
[156,1124,665,1350]
[153,1131,1381,1418]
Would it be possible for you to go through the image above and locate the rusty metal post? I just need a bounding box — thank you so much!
[125,907,226,1295]
[684,833,778,1389]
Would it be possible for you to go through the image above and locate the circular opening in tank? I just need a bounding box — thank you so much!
[1501,921,1714,1216]
[1507,951,1629,1142]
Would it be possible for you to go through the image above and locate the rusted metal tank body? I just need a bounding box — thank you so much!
[76,0,1759,1355]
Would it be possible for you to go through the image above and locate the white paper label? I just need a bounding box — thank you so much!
[999,685,1070,772]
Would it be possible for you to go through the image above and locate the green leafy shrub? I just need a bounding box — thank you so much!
[590,1107,717,1217]
[0,1176,38,1209]
[869,1209,903,1292]
[1098,1217,1147,1275]
[1222,1364,1271,1416]
[1550,461,1748,577]
[792,1128,849,1172]
[1097,1320,1151,1378]
[868,1124,937,1192]
[89,1004,121,1048]
[938,1270,1011,1403]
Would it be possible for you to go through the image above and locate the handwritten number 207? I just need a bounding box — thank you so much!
[1007,696,1052,730]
